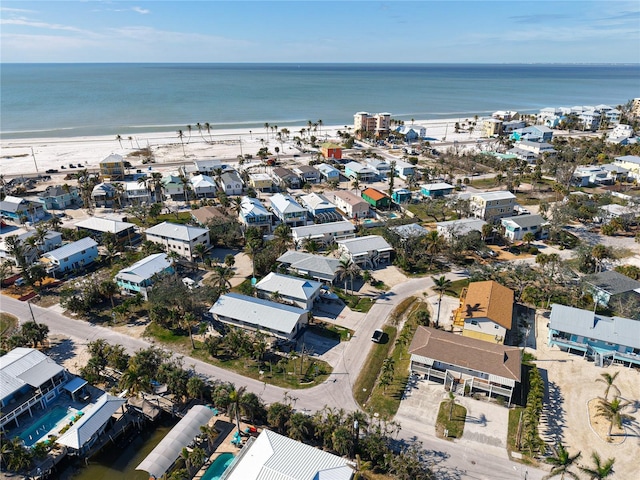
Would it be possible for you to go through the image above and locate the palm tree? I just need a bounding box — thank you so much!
[205,122,212,142]
[424,230,444,270]
[481,223,494,242]
[336,258,359,294]
[544,442,581,480]
[596,372,620,401]
[177,130,186,157]
[431,275,451,328]
[578,452,615,479]
[596,396,631,437]
[351,178,361,194]
[183,312,197,349]
[228,386,247,433]
[523,232,536,247]
[591,244,610,273]
[194,243,208,264]
[188,447,206,474]
[116,134,123,148]
[446,391,459,421]
[100,280,119,308]
[210,265,234,293]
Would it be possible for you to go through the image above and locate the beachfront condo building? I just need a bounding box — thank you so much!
[354,112,391,136]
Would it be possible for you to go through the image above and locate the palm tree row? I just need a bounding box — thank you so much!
[544,443,615,480]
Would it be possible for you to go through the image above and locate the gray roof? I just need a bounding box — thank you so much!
[0,196,27,213]
[100,153,123,165]
[145,222,209,241]
[255,272,322,301]
[390,223,429,239]
[1,348,64,401]
[56,393,126,450]
[501,214,546,229]
[436,218,488,237]
[43,237,98,261]
[471,191,516,202]
[337,235,393,255]
[220,171,243,184]
[344,161,375,174]
[115,253,171,283]
[241,196,271,218]
[209,294,307,335]
[420,182,454,191]
[225,429,353,480]
[615,155,640,165]
[277,251,341,279]
[300,193,335,212]
[549,304,640,350]
[292,221,354,239]
[75,217,135,234]
[584,271,640,296]
[137,405,215,479]
[316,163,340,175]
[270,193,307,215]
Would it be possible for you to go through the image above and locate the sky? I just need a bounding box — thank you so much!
[1,1,639,63]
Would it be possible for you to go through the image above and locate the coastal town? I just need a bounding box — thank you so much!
[2,100,640,480]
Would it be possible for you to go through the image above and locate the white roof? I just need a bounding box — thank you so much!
[249,173,273,181]
[615,155,640,165]
[190,174,217,188]
[145,222,209,241]
[436,217,488,236]
[292,221,355,239]
[421,182,454,191]
[115,253,171,283]
[344,161,375,174]
[300,193,335,212]
[472,191,516,202]
[270,193,307,215]
[316,163,340,175]
[501,214,546,229]
[1,348,65,401]
[75,217,135,234]
[225,429,353,480]
[209,293,307,335]
[57,393,126,450]
[100,153,123,164]
[43,237,98,261]
[255,272,322,301]
[277,251,341,280]
[241,196,271,218]
[137,405,215,478]
[337,235,393,255]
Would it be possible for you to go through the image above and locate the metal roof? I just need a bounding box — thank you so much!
[420,182,454,191]
[100,153,123,165]
[255,272,322,301]
[209,294,307,336]
[344,161,375,174]
[145,222,209,241]
[583,271,640,296]
[300,193,335,212]
[501,214,546,229]
[337,235,393,255]
[137,405,216,479]
[43,237,98,261]
[390,223,428,239]
[292,221,354,239]
[549,304,640,350]
[115,253,171,283]
[190,175,217,189]
[277,251,341,279]
[57,393,126,450]
[75,217,135,234]
[436,218,487,237]
[1,348,64,401]
[471,191,516,202]
[241,197,271,218]
[270,194,307,215]
[63,376,88,394]
[224,429,353,480]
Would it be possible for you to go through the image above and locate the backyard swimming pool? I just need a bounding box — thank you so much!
[201,452,235,480]
[19,405,74,447]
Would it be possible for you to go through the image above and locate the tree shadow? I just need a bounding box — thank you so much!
[46,336,78,366]
[465,413,488,426]
[539,373,566,444]
[390,437,463,480]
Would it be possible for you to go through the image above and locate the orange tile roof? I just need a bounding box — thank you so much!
[362,188,388,201]
[461,280,514,329]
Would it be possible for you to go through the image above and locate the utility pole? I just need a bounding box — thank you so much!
[31,147,39,173]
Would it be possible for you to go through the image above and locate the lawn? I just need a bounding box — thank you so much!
[435,400,467,439]
[0,312,18,335]
[127,211,193,227]
[336,290,374,313]
[353,325,397,407]
[444,279,469,298]
[506,406,535,464]
[469,177,499,189]
[308,323,354,342]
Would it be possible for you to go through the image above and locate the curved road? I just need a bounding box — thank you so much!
[1,270,545,479]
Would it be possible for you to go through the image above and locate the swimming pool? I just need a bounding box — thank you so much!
[19,406,74,447]
[201,453,235,480]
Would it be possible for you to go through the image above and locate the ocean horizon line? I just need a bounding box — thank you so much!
[2,61,640,66]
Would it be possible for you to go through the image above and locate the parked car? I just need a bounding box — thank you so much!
[371,329,384,343]
[45,169,59,174]
[14,277,26,287]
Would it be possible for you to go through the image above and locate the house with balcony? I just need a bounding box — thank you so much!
[483,118,503,137]
[239,196,273,233]
[294,165,321,184]
[613,155,640,180]
[597,203,638,223]
[144,222,210,260]
[190,175,217,198]
[209,293,308,341]
[361,188,391,209]
[365,158,391,178]
[193,159,226,174]
[219,171,244,195]
[124,182,152,205]
[115,253,173,299]
[321,143,342,160]
[99,154,125,180]
[344,162,377,182]
[270,193,308,227]
[277,251,341,284]
[511,125,553,143]
[272,167,301,189]
[299,193,342,223]
[583,270,640,308]
[0,229,62,266]
[248,173,273,192]
[292,221,356,248]
[548,304,640,367]
[506,147,538,164]
[40,237,99,276]
[500,214,548,242]
[513,140,556,158]
[91,183,116,208]
[469,191,517,223]
[161,175,185,200]
[255,272,322,310]
[409,327,521,405]
[420,182,454,198]
[392,188,411,204]
[395,124,426,142]
[333,191,370,219]
[0,196,46,223]
[454,280,514,345]
[354,111,391,137]
[394,160,416,180]
[36,185,80,212]
[75,217,138,245]
[316,163,341,182]
[337,235,393,268]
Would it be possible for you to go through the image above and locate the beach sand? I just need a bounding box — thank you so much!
[0,118,485,178]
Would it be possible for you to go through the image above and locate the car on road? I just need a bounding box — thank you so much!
[372,329,384,343]
[45,169,59,174]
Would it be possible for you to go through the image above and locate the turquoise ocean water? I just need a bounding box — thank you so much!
[1,63,638,139]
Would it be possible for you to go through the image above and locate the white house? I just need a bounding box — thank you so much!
[0,229,63,266]
[436,217,488,240]
[115,253,173,299]
[239,196,272,232]
[292,220,356,247]
[344,161,377,182]
[255,272,322,310]
[337,235,393,268]
[190,175,217,198]
[219,171,244,195]
[124,181,152,205]
[316,163,341,182]
[469,191,517,223]
[144,222,210,260]
[365,158,391,178]
[500,214,548,242]
[332,191,370,219]
[270,193,308,227]
[613,155,640,180]
[40,237,98,275]
[393,159,416,180]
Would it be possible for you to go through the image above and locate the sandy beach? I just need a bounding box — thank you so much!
[0,118,486,178]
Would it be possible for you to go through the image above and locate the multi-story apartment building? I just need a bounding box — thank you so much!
[144,222,210,260]
[353,111,391,136]
[469,191,517,223]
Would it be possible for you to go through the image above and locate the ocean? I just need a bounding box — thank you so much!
[1,63,638,139]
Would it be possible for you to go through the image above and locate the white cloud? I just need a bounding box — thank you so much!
[0,18,96,36]
[132,6,150,15]
[0,7,37,14]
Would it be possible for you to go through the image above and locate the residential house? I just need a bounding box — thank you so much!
[223,429,354,480]
[75,217,138,245]
[513,140,556,158]
[354,111,391,136]
[190,175,217,198]
[436,217,488,240]
[502,120,526,133]
[420,182,454,198]
[219,171,244,195]
[506,147,538,164]
[190,206,227,226]
[548,304,640,367]
[239,196,273,233]
[292,221,356,247]
[124,182,152,205]
[500,214,548,242]
[91,183,116,207]
[1,348,68,429]
[271,167,300,189]
[395,124,426,141]
[573,165,628,186]
[492,110,519,121]
[115,253,173,299]
[393,160,416,180]
[99,154,125,180]
[0,229,62,266]
[316,163,341,182]
[277,251,342,283]
[145,222,210,260]
[512,125,553,143]
[391,188,411,204]
[361,188,391,209]
[321,142,342,160]
[40,237,99,275]
[337,235,393,268]
[409,327,521,405]
[193,159,225,174]
[0,196,46,223]
[344,161,377,182]
[597,204,638,223]
[607,124,634,144]
[248,173,273,192]
[294,165,321,184]
[365,158,391,178]
[613,155,640,180]
[333,191,370,219]
[583,270,640,308]
[36,185,80,211]
[469,191,517,223]
[255,272,322,310]
[270,193,308,227]
[483,118,503,137]
[453,280,514,344]
[299,193,342,223]
[161,175,185,200]
[390,223,428,241]
[209,293,308,341]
